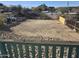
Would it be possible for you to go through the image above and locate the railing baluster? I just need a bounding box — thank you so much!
[63,47,69,58]
[41,46,45,58]
[18,44,24,58]
[52,45,56,58]
[25,44,29,58]
[35,46,38,58]
[71,47,76,58]
[16,44,21,58]
[48,46,53,58]
[5,43,10,57]
[22,44,26,58]
[56,46,61,58]
[12,43,18,58]
[11,44,15,58]
[29,45,33,58]
[6,43,13,58]
[0,50,2,58]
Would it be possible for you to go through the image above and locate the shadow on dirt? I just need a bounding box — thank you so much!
[0,19,27,32]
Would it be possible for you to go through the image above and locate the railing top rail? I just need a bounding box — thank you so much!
[0,39,79,45]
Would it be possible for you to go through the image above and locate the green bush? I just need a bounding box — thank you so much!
[0,15,5,26]
[0,14,6,26]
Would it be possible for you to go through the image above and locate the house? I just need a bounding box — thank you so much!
[42,11,49,13]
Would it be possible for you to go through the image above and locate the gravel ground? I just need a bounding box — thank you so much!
[0,19,79,42]
[11,19,79,42]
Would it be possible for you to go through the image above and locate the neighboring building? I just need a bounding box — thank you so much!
[71,8,79,13]
[42,11,49,13]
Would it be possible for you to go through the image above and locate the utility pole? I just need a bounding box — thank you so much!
[67,1,69,14]
[66,1,69,25]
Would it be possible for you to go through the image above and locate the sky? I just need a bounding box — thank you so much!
[0,1,79,8]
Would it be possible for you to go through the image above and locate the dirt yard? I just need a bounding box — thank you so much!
[11,19,79,42]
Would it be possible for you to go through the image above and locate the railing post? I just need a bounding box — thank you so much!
[0,42,7,58]
[76,46,79,58]
[32,45,35,58]
[38,45,42,58]
[68,46,73,58]
[45,45,48,58]
[52,45,56,58]
[60,46,64,58]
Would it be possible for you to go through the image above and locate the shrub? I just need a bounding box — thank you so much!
[0,15,5,26]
